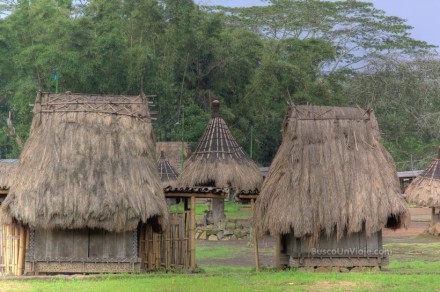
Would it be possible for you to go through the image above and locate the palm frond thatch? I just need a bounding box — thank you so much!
[255,105,409,242]
[1,92,168,232]
[406,151,440,207]
[176,100,262,191]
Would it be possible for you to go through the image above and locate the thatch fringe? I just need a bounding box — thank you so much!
[255,105,409,244]
[406,157,440,207]
[176,100,262,191]
[2,92,168,232]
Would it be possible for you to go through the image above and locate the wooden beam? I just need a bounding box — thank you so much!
[17,225,26,276]
[190,195,196,270]
[237,194,259,200]
[275,234,282,270]
[165,192,226,199]
[251,199,260,272]
[432,207,437,225]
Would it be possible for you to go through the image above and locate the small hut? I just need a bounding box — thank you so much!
[157,151,179,187]
[1,92,169,274]
[406,147,440,229]
[255,105,409,269]
[176,100,263,222]
[156,142,191,173]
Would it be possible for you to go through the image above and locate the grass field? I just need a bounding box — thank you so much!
[2,264,440,292]
[3,243,440,291]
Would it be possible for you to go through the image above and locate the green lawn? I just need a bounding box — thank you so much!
[2,266,440,292]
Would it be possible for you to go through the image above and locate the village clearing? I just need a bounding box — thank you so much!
[1,206,440,291]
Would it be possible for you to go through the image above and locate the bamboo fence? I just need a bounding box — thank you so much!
[0,223,27,276]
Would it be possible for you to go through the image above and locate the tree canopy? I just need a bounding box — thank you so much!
[0,0,438,169]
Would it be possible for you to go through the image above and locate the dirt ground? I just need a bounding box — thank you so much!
[197,208,440,268]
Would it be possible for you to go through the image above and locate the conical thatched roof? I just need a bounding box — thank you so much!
[176,100,262,191]
[406,148,440,207]
[0,159,18,190]
[1,92,168,232]
[255,105,409,242]
[157,151,179,187]
[156,142,191,174]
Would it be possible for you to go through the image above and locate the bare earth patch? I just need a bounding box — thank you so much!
[0,282,32,292]
[304,281,372,291]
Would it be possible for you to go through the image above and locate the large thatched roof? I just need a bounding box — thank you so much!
[157,151,179,187]
[0,159,17,190]
[255,105,409,242]
[405,148,440,207]
[2,92,168,232]
[176,100,262,191]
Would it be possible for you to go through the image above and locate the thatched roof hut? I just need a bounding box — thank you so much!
[1,92,168,232]
[156,142,191,174]
[405,148,440,207]
[176,100,262,191]
[0,159,17,191]
[255,105,409,243]
[157,151,179,187]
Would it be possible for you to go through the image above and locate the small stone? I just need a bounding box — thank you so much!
[199,231,207,240]
[217,231,224,240]
[330,266,340,273]
[223,229,234,236]
[298,267,314,272]
[350,266,366,273]
[339,267,350,273]
[370,266,381,272]
[315,267,330,273]
[208,235,218,241]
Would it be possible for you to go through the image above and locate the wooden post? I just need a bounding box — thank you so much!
[275,234,281,270]
[5,225,10,275]
[2,226,7,275]
[432,207,437,225]
[212,198,225,225]
[17,225,26,276]
[190,195,196,269]
[14,225,19,275]
[251,199,260,272]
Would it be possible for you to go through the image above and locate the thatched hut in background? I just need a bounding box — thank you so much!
[176,100,263,223]
[255,105,409,270]
[406,147,440,233]
[1,92,169,274]
[156,142,191,174]
[157,151,179,187]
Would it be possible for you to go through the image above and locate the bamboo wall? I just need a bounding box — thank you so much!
[139,210,193,271]
[0,223,27,276]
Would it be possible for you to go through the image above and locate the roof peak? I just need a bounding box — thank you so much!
[212,100,220,118]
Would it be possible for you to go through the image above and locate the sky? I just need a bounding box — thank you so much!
[196,0,440,48]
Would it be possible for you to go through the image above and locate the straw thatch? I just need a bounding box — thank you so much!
[0,159,17,190]
[255,105,409,243]
[176,100,262,191]
[156,142,191,174]
[1,92,168,232]
[157,151,179,187]
[405,149,440,207]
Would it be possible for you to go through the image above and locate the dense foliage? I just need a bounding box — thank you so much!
[0,0,438,168]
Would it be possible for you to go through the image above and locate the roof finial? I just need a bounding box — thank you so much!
[212,100,220,118]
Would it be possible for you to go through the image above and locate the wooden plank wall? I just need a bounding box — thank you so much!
[139,210,192,271]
